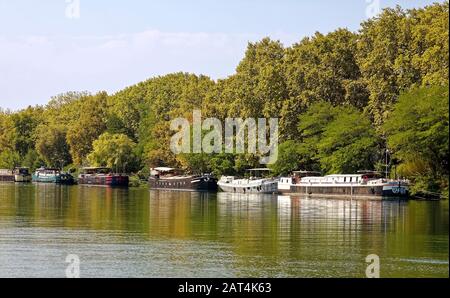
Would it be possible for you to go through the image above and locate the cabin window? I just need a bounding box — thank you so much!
[350,177,353,182]
[344,177,346,182]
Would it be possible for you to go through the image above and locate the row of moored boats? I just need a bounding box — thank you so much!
[0,167,129,186]
[149,168,410,198]
[0,167,410,198]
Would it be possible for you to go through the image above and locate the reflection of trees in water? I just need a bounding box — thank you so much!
[0,184,447,277]
[148,190,217,239]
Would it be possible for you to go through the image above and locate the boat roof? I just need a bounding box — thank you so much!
[37,167,60,171]
[357,170,383,174]
[246,168,271,172]
[293,170,321,174]
[325,174,363,177]
[153,167,176,172]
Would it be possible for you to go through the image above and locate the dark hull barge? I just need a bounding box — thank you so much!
[149,167,218,191]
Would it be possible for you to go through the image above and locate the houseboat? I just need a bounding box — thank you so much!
[78,167,129,187]
[1,168,34,183]
[32,168,75,184]
[14,167,32,182]
[278,171,321,193]
[0,169,15,182]
[148,167,218,191]
[218,168,278,194]
[279,171,409,198]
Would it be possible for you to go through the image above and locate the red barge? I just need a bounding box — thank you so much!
[78,167,129,187]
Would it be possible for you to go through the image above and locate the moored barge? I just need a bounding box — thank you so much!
[32,168,75,184]
[0,169,15,182]
[218,169,278,194]
[78,167,129,187]
[0,168,32,182]
[279,171,409,198]
[14,167,32,182]
[149,167,218,191]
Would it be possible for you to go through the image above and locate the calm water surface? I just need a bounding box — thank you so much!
[0,183,448,278]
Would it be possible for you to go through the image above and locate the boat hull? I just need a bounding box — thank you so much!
[32,175,75,185]
[78,175,129,187]
[289,184,409,198]
[15,174,32,183]
[0,175,15,182]
[218,180,278,194]
[149,175,218,191]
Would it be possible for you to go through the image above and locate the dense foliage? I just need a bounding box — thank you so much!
[0,2,448,195]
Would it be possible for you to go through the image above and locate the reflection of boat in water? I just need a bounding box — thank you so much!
[0,168,32,182]
[218,168,278,194]
[148,167,218,191]
[78,167,129,187]
[278,171,409,198]
[32,168,75,185]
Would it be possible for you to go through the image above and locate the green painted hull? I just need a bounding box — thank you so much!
[32,174,75,185]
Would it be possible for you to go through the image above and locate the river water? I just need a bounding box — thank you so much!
[0,183,448,278]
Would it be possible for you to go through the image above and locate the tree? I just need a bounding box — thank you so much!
[317,107,379,174]
[269,141,303,176]
[0,150,20,169]
[136,73,215,168]
[229,38,287,120]
[298,102,379,174]
[66,92,108,165]
[357,2,449,128]
[0,112,16,153]
[87,133,139,173]
[384,86,449,193]
[35,124,72,168]
[10,106,43,159]
[283,29,367,139]
[177,153,212,175]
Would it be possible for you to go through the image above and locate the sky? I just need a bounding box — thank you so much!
[0,0,441,110]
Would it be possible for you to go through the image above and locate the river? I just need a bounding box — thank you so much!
[0,183,448,278]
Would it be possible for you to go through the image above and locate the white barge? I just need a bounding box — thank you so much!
[279,171,409,198]
[218,169,278,194]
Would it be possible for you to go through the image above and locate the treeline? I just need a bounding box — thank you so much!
[0,2,448,195]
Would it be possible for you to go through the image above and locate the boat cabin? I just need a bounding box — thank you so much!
[14,167,30,175]
[245,168,273,179]
[300,174,371,185]
[35,168,61,175]
[0,169,13,175]
[81,167,113,175]
[150,167,184,178]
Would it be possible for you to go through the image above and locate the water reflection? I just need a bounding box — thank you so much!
[0,183,448,277]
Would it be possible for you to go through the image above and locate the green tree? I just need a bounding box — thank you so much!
[298,102,379,174]
[66,92,108,165]
[228,38,287,120]
[0,150,20,169]
[283,29,367,139]
[10,107,43,158]
[357,2,449,127]
[35,124,72,168]
[87,132,139,173]
[0,112,16,153]
[317,107,379,174]
[384,86,449,194]
[269,140,302,176]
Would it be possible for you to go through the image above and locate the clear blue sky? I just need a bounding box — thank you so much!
[0,0,441,110]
